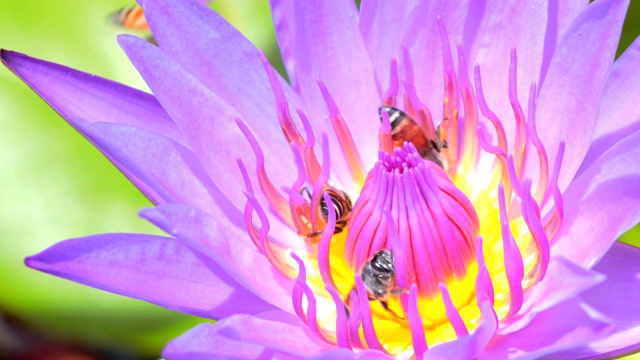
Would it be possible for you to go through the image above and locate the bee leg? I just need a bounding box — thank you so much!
[380,300,405,319]
[390,288,406,295]
[300,187,313,201]
[307,230,323,238]
[343,288,357,318]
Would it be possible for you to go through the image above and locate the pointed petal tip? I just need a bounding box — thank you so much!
[0,48,12,65]
[24,253,42,270]
[1,49,30,72]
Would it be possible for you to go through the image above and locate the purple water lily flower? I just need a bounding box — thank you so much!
[4,0,640,358]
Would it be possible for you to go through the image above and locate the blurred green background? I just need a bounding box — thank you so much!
[0,0,639,359]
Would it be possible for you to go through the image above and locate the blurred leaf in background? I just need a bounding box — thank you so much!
[0,0,639,359]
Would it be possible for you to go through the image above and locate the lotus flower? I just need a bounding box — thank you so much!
[4,0,640,358]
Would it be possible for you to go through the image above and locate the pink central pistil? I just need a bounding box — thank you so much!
[344,142,480,297]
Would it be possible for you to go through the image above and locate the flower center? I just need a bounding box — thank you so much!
[346,143,479,300]
[236,29,566,357]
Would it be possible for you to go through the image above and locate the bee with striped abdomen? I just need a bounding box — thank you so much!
[109,6,150,31]
[379,106,448,169]
[301,186,353,238]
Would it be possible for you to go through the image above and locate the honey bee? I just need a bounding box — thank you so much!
[344,249,404,318]
[379,106,447,169]
[109,6,156,45]
[302,187,353,237]
[361,250,404,301]
[109,6,150,31]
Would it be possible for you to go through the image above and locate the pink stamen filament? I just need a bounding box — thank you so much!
[379,108,394,154]
[439,283,469,337]
[475,236,495,306]
[347,291,364,349]
[408,284,428,357]
[355,276,387,352]
[296,109,322,183]
[520,180,551,280]
[509,48,529,177]
[316,78,367,186]
[525,83,549,203]
[291,252,327,341]
[402,49,438,143]
[438,19,460,168]
[383,58,399,107]
[498,184,525,317]
[456,44,479,167]
[259,51,304,147]
[544,142,566,239]
[326,286,351,349]
[236,118,294,228]
[309,135,331,235]
[318,192,338,290]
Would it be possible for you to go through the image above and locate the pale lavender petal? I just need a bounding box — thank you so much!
[269,0,380,172]
[309,349,390,360]
[502,256,604,333]
[594,36,640,139]
[139,204,295,313]
[539,0,589,85]
[552,127,640,268]
[467,0,549,143]
[533,0,628,191]
[580,35,640,173]
[358,0,420,91]
[463,0,586,129]
[163,313,331,359]
[424,302,498,360]
[140,0,302,170]
[398,0,472,120]
[479,299,613,360]
[550,242,640,359]
[163,323,272,360]
[76,120,244,230]
[25,233,275,319]
[269,0,295,84]
[118,35,297,239]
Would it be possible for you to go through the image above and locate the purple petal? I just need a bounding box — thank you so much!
[552,242,640,359]
[162,323,270,360]
[0,50,189,203]
[0,49,186,146]
[309,349,390,360]
[26,233,275,319]
[269,0,380,172]
[397,0,472,120]
[358,0,420,93]
[269,0,295,82]
[140,0,303,168]
[552,126,640,268]
[162,312,331,359]
[479,299,613,359]
[467,0,588,120]
[533,0,628,191]
[139,204,295,313]
[76,120,244,229]
[594,36,640,139]
[502,256,604,333]
[424,302,498,360]
[118,35,298,239]
[580,35,640,173]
